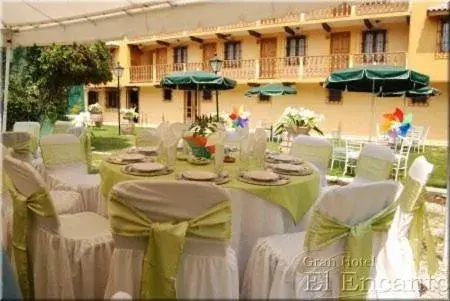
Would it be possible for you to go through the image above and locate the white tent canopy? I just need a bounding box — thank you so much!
[0,0,330,131]
[1,0,330,46]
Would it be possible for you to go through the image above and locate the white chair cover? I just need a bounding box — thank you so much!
[39,134,101,213]
[370,156,433,299]
[66,126,86,137]
[104,180,239,299]
[13,121,40,141]
[135,128,160,147]
[351,143,395,186]
[242,181,401,299]
[290,136,332,187]
[3,155,113,299]
[2,132,33,162]
[54,120,74,134]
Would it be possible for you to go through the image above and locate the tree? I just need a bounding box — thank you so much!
[6,41,112,129]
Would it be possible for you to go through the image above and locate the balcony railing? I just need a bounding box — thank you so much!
[129,52,407,83]
[355,0,409,15]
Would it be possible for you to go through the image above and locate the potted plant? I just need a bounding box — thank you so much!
[120,108,139,135]
[88,103,103,127]
[274,107,324,136]
[183,114,219,158]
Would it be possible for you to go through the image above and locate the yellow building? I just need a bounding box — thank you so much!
[87,0,449,144]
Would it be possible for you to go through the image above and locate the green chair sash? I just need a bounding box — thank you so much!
[79,129,95,173]
[108,195,231,299]
[398,175,438,276]
[12,140,31,156]
[40,142,85,166]
[8,184,57,299]
[356,155,393,181]
[304,202,396,299]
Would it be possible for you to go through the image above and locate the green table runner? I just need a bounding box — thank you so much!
[100,159,320,222]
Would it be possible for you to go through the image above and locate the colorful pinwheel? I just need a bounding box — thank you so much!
[229,105,250,128]
[382,107,412,138]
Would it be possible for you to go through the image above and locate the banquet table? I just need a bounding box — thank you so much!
[99,157,320,279]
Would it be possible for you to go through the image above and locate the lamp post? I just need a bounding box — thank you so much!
[209,54,223,121]
[113,62,124,135]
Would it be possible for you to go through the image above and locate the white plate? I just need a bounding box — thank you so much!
[119,154,146,162]
[182,170,217,181]
[137,146,158,153]
[129,162,165,172]
[270,154,297,162]
[244,170,279,182]
[273,163,302,172]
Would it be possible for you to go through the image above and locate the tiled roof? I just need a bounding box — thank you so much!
[428,2,450,12]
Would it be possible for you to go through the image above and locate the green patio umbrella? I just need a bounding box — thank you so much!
[323,65,430,140]
[245,83,297,97]
[377,86,440,98]
[160,71,236,120]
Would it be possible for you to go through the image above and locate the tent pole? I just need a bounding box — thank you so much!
[2,44,12,132]
[369,80,375,141]
[0,46,3,125]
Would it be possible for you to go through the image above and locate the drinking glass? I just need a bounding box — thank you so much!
[214,144,225,176]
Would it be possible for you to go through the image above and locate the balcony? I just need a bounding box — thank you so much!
[129,52,407,84]
[304,1,409,21]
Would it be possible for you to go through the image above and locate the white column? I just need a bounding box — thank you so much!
[2,44,12,132]
[83,87,89,112]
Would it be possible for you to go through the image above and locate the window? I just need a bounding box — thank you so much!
[286,36,306,57]
[259,94,271,102]
[224,41,241,68]
[327,89,342,104]
[285,36,306,66]
[173,46,188,64]
[88,91,99,105]
[202,90,212,101]
[106,89,118,108]
[362,30,386,63]
[163,89,172,101]
[439,19,450,53]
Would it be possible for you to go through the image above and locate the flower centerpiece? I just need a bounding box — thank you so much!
[88,103,103,127]
[120,108,139,135]
[184,114,219,159]
[274,107,324,136]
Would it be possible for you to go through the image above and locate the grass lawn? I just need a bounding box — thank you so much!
[90,125,447,188]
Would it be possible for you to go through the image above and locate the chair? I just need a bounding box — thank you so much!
[406,126,423,153]
[392,137,413,181]
[12,122,40,157]
[279,132,292,153]
[329,131,346,171]
[135,128,160,147]
[351,143,395,186]
[66,126,85,137]
[290,136,332,187]
[373,156,435,299]
[241,181,400,299]
[3,155,113,299]
[2,132,33,162]
[39,134,101,213]
[53,120,73,134]
[104,180,238,299]
[418,126,429,153]
[343,139,363,177]
[2,145,84,259]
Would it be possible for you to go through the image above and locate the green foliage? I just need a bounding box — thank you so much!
[189,114,219,137]
[6,42,112,130]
